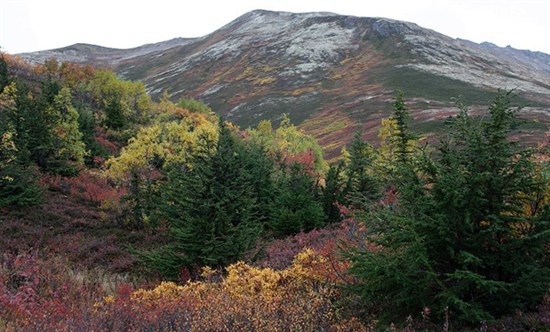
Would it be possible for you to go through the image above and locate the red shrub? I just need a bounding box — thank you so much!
[0,253,107,330]
[41,171,126,206]
[94,127,118,154]
[2,252,546,331]
[275,150,319,176]
[257,212,373,284]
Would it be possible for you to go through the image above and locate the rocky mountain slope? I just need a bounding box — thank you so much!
[20,38,194,67]
[19,10,550,157]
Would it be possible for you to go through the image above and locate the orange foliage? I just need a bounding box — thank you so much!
[1,53,37,81]
[277,150,318,175]
[58,62,96,88]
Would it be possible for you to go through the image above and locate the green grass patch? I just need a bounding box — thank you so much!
[380,67,497,104]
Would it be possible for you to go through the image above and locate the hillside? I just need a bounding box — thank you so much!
[19,10,550,157]
[19,38,194,67]
[3,10,550,330]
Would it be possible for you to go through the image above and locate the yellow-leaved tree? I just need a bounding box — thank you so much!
[247,114,327,174]
[105,106,218,226]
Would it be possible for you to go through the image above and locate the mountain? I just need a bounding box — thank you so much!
[19,10,550,158]
[19,38,194,67]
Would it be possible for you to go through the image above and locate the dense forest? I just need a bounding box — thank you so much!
[0,53,549,331]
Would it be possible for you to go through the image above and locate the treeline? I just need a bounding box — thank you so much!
[0,54,154,207]
[109,89,550,326]
[1,53,549,328]
[345,92,549,324]
[0,53,345,264]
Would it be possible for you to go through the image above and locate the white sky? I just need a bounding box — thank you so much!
[1,0,549,54]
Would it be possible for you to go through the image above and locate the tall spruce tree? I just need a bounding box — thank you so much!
[241,141,276,225]
[104,97,125,130]
[391,91,414,164]
[0,83,42,208]
[11,81,34,165]
[322,160,347,224]
[347,91,550,326]
[0,55,9,92]
[345,131,381,207]
[271,162,324,237]
[26,78,60,169]
[144,120,263,277]
[77,106,108,166]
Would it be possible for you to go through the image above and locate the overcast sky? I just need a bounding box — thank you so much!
[1,0,549,54]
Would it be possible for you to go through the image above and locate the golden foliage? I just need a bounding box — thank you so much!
[132,282,185,305]
[255,76,276,85]
[247,116,328,173]
[290,86,316,96]
[121,249,368,331]
[106,113,218,181]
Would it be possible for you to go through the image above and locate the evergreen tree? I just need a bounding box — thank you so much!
[345,131,381,207]
[391,91,414,164]
[241,140,276,225]
[271,162,324,237]
[77,106,108,166]
[0,162,43,208]
[0,55,9,92]
[26,78,60,169]
[0,83,42,208]
[322,160,347,223]
[144,120,262,277]
[11,81,33,165]
[124,168,146,227]
[105,97,125,130]
[347,91,550,325]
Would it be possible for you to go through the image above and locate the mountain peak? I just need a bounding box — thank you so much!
[242,9,339,18]
[17,10,549,157]
[370,17,424,37]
